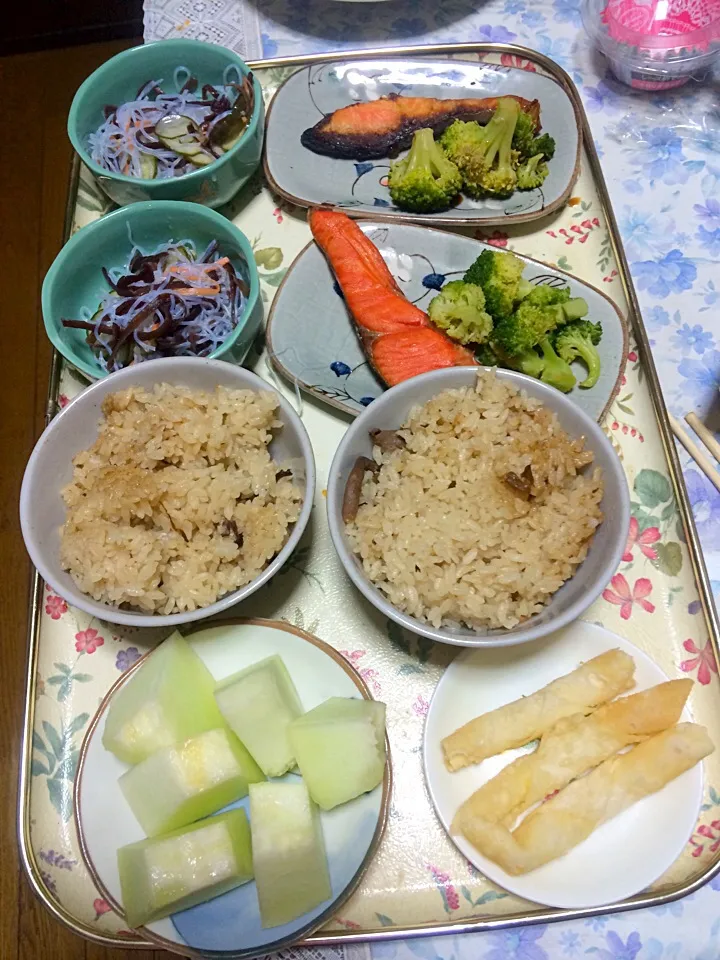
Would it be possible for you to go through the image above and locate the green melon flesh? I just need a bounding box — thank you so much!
[214,655,303,777]
[288,698,386,810]
[103,632,224,765]
[249,781,331,928]
[120,727,264,836]
[117,808,253,929]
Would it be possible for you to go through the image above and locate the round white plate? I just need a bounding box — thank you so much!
[423,621,703,910]
[75,619,390,958]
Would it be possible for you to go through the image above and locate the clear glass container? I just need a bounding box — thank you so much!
[582,0,720,88]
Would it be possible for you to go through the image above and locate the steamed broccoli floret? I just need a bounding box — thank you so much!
[506,347,545,378]
[442,98,521,199]
[440,119,485,158]
[521,284,569,313]
[512,111,556,166]
[538,336,577,392]
[492,285,588,356]
[553,319,603,389]
[517,153,549,191]
[504,339,576,391]
[511,110,537,158]
[428,280,493,345]
[464,248,525,292]
[493,304,553,356]
[475,342,500,366]
[523,285,588,323]
[463,248,527,321]
[388,128,462,213]
[530,132,556,161]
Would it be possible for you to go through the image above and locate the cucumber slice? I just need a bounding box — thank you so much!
[214,655,303,777]
[249,781,331,928]
[103,632,225,765]
[219,129,244,151]
[120,727,264,836]
[138,152,157,179]
[188,151,215,166]
[155,114,192,139]
[158,133,205,157]
[118,808,253,929]
[289,698,386,810]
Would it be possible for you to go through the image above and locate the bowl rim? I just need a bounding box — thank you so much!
[19,357,316,627]
[67,38,263,188]
[326,366,630,648]
[41,200,261,380]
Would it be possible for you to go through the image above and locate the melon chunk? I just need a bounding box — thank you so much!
[214,655,303,777]
[288,698,386,810]
[249,781,331,928]
[117,808,253,929]
[120,727,264,836]
[103,631,224,765]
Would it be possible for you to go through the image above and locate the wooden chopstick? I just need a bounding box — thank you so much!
[685,412,720,465]
[669,414,720,495]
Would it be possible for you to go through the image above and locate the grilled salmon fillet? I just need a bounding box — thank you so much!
[301,93,541,160]
[309,209,477,387]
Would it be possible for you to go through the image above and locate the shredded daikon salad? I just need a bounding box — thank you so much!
[88,65,255,179]
[62,236,250,372]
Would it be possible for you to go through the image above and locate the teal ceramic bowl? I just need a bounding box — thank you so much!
[42,200,261,380]
[67,39,264,208]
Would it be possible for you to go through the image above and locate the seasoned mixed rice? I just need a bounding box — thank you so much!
[345,371,604,630]
[60,383,302,614]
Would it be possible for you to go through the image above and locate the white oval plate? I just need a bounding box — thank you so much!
[264,58,581,226]
[423,621,703,910]
[75,619,390,958]
[267,221,628,423]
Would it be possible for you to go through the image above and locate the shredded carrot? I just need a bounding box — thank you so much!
[167,259,229,294]
[168,257,229,274]
[174,286,221,296]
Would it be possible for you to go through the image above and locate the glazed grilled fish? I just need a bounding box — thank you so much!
[301,94,541,161]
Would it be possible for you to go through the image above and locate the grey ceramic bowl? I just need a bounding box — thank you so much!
[327,368,630,648]
[20,358,315,628]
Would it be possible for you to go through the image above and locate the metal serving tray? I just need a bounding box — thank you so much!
[18,43,720,952]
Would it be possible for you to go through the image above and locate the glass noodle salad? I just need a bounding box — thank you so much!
[88,65,255,179]
[61,235,249,372]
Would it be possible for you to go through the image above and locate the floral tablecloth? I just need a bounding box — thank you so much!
[140,2,720,958]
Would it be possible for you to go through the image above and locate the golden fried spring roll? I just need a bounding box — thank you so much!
[442,649,635,772]
[452,679,692,831]
[458,722,713,875]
